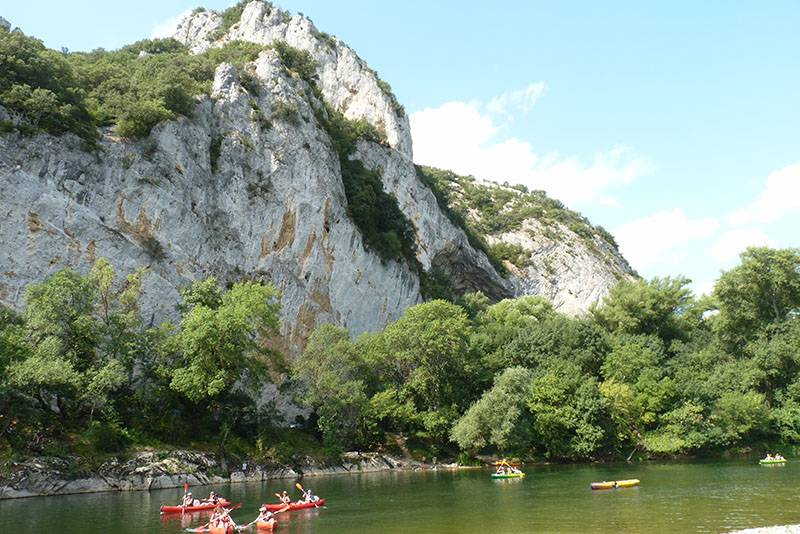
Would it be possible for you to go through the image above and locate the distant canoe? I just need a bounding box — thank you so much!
[590,479,640,490]
[491,472,526,479]
[759,459,787,465]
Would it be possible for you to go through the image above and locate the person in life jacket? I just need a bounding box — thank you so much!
[255,506,275,523]
[302,488,319,503]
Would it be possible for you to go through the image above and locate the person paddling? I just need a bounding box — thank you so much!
[182,491,194,507]
[203,491,220,504]
[301,488,319,503]
[279,490,291,506]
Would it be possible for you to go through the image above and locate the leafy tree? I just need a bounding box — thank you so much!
[369,300,472,442]
[450,367,534,452]
[169,279,281,402]
[527,361,609,459]
[714,247,800,349]
[472,296,554,373]
[591,276,694,343]
[294,324,372,448]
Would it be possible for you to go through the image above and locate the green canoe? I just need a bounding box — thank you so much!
[491,472,526,479]
[759,459,787,465]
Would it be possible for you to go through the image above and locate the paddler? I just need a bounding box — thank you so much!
[301,488,319,503]
[182,491,194,507]
[255,506,275,523]
[220,507,237,530]
[203,490,219,504]
[279,490,291,505]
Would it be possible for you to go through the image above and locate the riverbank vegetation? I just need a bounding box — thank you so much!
[4,247,796,467]
[294,246,800,461]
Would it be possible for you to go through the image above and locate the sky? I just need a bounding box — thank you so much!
[4,1,799,294]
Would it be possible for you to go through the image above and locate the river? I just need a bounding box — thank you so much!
[2,459,799,533]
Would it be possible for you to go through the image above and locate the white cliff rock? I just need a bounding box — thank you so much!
[173,1,412,157]
[494,218,633,315]
[0,0,634,371]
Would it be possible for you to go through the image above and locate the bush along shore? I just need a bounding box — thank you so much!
[0,449,453,500]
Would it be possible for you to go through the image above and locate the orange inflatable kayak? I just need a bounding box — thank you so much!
[257,519,277,530]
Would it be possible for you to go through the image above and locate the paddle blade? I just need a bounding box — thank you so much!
[295,482,304,492]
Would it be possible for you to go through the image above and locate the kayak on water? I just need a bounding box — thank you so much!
[161,499,232,514]
[591,479,640,490]
[185,526,234,533]
[256,519,277,531]
[760,459,787,464]
[264,499,326,512]
[491,472,526,479]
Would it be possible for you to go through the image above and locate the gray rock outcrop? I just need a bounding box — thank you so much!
[0,1,634,359]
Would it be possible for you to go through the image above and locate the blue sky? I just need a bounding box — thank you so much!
[5,1,799,293]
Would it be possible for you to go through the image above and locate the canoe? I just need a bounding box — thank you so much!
[491,472,526,479]
[257,519,277,531]
[264,499,325,512]
[186,525,234,534]
[759,459,787,465]
[160,499,231,514]
[591,479,640,490]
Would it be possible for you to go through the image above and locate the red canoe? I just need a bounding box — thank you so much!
[160,499,232,514]
[264,499,326,512]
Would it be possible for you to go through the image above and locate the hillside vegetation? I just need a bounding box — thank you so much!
[417,166,629,272]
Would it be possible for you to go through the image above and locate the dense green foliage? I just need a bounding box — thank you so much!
[0,24,266,141]
[0,260,285,460]
[0,25,96,143]
[296,247,800,461]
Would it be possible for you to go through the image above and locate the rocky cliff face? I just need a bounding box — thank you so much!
[0,1,633,355]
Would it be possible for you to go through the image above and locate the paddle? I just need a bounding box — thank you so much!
[295,482,320,508]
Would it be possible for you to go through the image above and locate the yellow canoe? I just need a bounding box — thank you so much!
[591,479,640,490]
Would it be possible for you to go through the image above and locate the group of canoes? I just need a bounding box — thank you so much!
[161,484,324,532]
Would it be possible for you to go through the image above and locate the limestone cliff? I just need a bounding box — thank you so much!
[0,1,634,355]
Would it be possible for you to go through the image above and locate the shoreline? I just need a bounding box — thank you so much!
[0,450,463,501]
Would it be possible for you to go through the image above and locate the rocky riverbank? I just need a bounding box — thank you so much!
[0,450,448,500]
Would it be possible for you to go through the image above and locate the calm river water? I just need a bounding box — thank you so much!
[2,460,799,533]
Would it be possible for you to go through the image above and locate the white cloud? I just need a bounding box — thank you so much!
[150,9,192,39]
[613,208,720,272]
[709,228,773,266]
[728,162,800,225]
[487,82,547,116]
[409,99,652,206]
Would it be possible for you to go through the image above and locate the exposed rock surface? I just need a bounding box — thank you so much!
[0,0,633,358]
[0,450,441,499]
[495,218,632,315]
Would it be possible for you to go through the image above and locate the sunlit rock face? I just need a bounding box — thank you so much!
[0,1,634,364]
